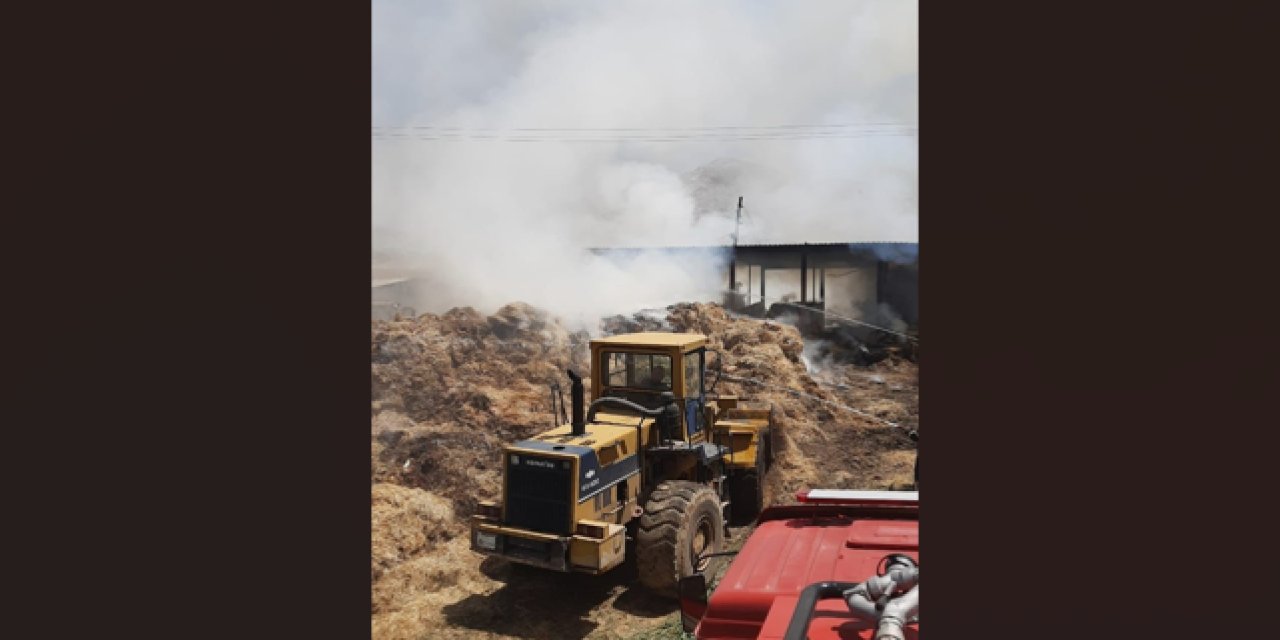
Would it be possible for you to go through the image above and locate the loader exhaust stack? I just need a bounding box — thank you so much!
[567,369,585,436]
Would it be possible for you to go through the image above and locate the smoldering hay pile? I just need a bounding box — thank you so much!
[371,302,917,639]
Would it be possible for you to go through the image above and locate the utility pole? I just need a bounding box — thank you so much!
[733,196,743,247]
[729,196,743,297]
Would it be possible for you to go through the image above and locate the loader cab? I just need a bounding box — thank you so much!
[591,333,709,443]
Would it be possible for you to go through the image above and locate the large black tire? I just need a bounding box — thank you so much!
[636,481,725,597]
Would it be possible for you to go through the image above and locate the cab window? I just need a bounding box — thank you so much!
[684,351,702,399]
[603,352,672,391]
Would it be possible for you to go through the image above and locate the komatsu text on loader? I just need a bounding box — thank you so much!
[470,332,774,595]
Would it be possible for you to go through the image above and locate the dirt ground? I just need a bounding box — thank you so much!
[371,302,918,639]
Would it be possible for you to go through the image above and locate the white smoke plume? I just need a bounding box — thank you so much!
[372,0,917,325]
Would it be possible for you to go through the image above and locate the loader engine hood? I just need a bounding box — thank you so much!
[507,438,640,504]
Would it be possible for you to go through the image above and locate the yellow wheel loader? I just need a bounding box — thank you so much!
[470,332,774,596]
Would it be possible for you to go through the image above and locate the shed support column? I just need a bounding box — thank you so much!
[760,267,766,303]
[820,268,825,301]
[800,252,808,303]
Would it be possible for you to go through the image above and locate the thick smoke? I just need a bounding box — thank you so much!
[372,0,917,325]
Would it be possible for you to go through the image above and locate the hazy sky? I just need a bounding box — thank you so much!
[372,0,917,320]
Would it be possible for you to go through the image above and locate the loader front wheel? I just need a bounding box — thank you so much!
[636,481,724,597]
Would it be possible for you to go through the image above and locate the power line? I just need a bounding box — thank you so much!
[774,301,917,343]
[725,292,918,342]
[372,122,915,132]
[371,122,917,143]
[372,131,916,143]
[370,129,915,136]
[718,372,908,432]
[822,269,862,279]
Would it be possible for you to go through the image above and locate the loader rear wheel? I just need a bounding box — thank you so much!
[636,481,724,598]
